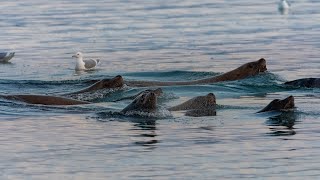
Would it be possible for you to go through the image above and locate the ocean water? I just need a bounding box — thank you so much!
[1,0,320,179]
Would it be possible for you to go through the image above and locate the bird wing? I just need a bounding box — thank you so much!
[0,52,14,62]
[84,59,98,69]
[0,53,8,59]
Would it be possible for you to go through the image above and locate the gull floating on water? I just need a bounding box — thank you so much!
[278,0,290,14]
[72,52,100,71]
[0,52,15,63]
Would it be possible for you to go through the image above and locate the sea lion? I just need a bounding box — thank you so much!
[121,91,158,114]
[1,87,216,117]
[124,58,267,87]
[284,78,320,88]
[257,96,295,113]
[168,93,217,117]
[66,75,124,95]
[0,75,124,106]
[0,95,90,105]
[121,91,216,117]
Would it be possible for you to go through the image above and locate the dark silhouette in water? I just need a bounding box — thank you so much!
[124,58,267,87]
[257,96,295,113]
[284,78,320,88]
[0,75,125,106]
[79,59,267,87]
[122,91,217,117]
[266,111,297,136]
[0,94,90,105]
[64,75,124,95]
[168,93,217,117]
[121,91,158,114]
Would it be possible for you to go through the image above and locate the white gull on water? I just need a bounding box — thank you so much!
[0,52,15,62]
[72,52,100,71]
[278,0,290,12]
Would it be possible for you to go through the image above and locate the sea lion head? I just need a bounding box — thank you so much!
[243,58,267,75]
[258,95,295,113]
[101,75,124,88]
[193,93,216,109]
[121,91,158,114]
[226,58,267,81]
[184,93,216,117]
[282,95,295,109]
[144,88,163,97]
[187,93,216,110]
[167,93,217,116]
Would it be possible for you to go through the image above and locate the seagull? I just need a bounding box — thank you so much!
[278,0,290,12]
[72,52,100,71]
[0,52,15,63]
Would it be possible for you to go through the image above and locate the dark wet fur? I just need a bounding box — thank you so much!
[285,78,320,88]
[124,58,267,87]
[66,75,124,95]
[121,91,158,114]
[0,94,90,105]
[257,96,295,113]
[168,93,217,116]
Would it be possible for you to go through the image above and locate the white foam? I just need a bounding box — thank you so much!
[123,106,172,118]
[66,87,123,101]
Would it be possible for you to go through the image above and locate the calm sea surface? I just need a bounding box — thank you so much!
[1,0,320,179]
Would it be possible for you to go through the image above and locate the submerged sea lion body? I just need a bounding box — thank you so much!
[0,75,125,106]
[66,75,124,95]
[257,96,295,113]
[0,95,90,105]
[168,93,217,117]
[284,78,320,88]
[125,58,267,87]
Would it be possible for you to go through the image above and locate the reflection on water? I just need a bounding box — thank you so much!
[133,119,157,130]
[266,111,297,136]
[133,120,158,149]
[279,8,290,15]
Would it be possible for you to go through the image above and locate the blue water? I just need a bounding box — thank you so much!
[1,0,320,179]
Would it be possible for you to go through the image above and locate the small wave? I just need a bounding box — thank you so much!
[0,79,84,85]
[295,110,320,118]
[0,75,119,86]
[124,70,220,81]
[216,104,259,110]
[159,92,179,102]
[209,72,295,95]
[65,87,125,101]
[95,106,172,120]
[123,107,172,118]
[229,72,285,85]
[107,87,178,102]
